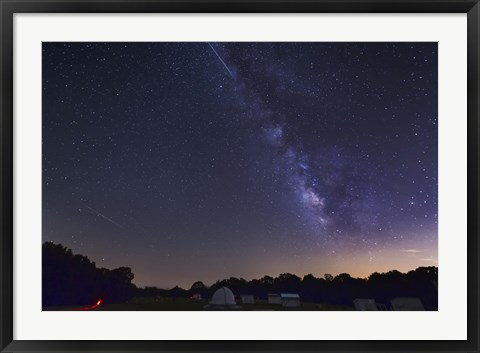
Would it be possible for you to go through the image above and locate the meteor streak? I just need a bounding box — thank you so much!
[207,42,233,78]
[82,203,122,228]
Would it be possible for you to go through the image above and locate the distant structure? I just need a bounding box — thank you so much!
[353,298,379,311]
[390,297,425,311]
[352,298,387,310]
[268,293,282,305]
[281,293,300,307]
[191,293,202,301]
[203,287,242,310]
[240,294,255,304]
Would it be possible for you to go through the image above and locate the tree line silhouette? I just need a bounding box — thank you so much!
[43,242,136,306]
[43,242,438,309]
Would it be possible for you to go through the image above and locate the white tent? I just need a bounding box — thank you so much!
[210,287,236,305]
[390,297,425,311]
[353,298,379,311]
[281,293,300,307]
[204,287,242,310]
[240,294,255,304]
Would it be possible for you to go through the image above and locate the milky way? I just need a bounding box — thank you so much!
[43,42,438,288]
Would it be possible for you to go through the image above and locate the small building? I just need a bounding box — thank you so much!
[390,297,425,311]
[281,293,300,307]
[203,287,242,311]
[353,298,379,311]
[191,293,202,301]
[240,294,255,304]
[268,293,282,305]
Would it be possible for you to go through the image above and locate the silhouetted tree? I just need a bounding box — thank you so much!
[43,242,136,307]
[168,285,189,298]
[43,242,438,310]
[324,273,334,281]
[189,281,208,297]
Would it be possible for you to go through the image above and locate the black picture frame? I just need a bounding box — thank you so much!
[1,1,478,352]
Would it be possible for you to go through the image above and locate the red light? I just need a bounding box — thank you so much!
[72,299,102,310]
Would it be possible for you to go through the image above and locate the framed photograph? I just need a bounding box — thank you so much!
[1,0,478,352]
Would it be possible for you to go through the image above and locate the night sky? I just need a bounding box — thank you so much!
[42,43,438,288]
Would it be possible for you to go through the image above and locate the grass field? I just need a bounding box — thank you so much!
[44,298,354,311]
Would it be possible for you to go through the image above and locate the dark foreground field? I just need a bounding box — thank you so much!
[44,297,353,311]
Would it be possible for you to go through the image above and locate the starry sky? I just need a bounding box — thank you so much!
[42,42,438,288]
